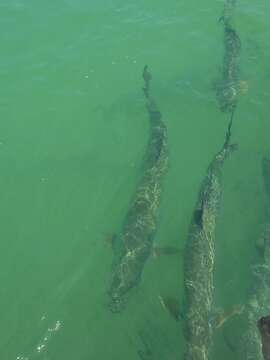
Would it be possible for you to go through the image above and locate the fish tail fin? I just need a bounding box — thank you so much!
[142,66,161,121]
[142,65,152,100]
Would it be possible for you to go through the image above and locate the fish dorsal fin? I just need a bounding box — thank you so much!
[194,208,204,228]
[194,194,207,228]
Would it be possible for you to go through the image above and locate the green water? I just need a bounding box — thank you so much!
[1,0,270,359]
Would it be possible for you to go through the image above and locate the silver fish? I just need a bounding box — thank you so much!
[184,118,236,360]
[108,66,168,312]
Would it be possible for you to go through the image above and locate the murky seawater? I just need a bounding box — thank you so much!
[0,0,270,359]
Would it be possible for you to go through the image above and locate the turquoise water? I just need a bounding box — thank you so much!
[1,0,270,359]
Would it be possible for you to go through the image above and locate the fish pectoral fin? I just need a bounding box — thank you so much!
[158,295,183,321]
[218,15,225,24]
[211,304,245,329]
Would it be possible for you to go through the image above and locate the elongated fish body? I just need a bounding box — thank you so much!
[184,122,236,360]
[216,0,241,113]
[239,159,270,359]
[108,68,168,312]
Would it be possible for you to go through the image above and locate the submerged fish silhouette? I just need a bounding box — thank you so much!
[108,67,168,312]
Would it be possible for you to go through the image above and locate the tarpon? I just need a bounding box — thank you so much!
[238,158,270,359]
[108,66,168,312]
[216,0,243,114]
[184,117,236,360]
